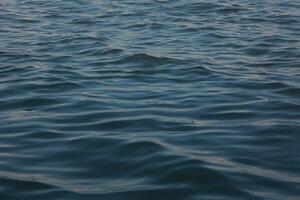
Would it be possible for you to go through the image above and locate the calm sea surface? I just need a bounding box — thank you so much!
[0,1,300,199]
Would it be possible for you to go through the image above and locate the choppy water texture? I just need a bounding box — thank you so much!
[0,0,300,199]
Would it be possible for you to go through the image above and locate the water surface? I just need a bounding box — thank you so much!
[0,1,300,199]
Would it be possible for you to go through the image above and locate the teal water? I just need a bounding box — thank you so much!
[0,1,300,199]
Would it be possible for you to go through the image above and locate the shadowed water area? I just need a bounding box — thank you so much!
[0,0,300,199]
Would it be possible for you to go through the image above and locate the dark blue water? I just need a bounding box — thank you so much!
[0,1,300,199]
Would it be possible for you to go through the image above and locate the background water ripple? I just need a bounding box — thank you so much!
[0,0,300,200]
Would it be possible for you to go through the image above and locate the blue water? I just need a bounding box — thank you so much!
[0,1,300,199]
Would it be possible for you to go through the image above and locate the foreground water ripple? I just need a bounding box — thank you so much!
[0,0,300,200]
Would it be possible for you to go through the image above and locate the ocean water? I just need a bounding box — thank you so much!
[0,0,300,199]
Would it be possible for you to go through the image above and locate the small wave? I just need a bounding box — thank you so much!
[113,53,185,65]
